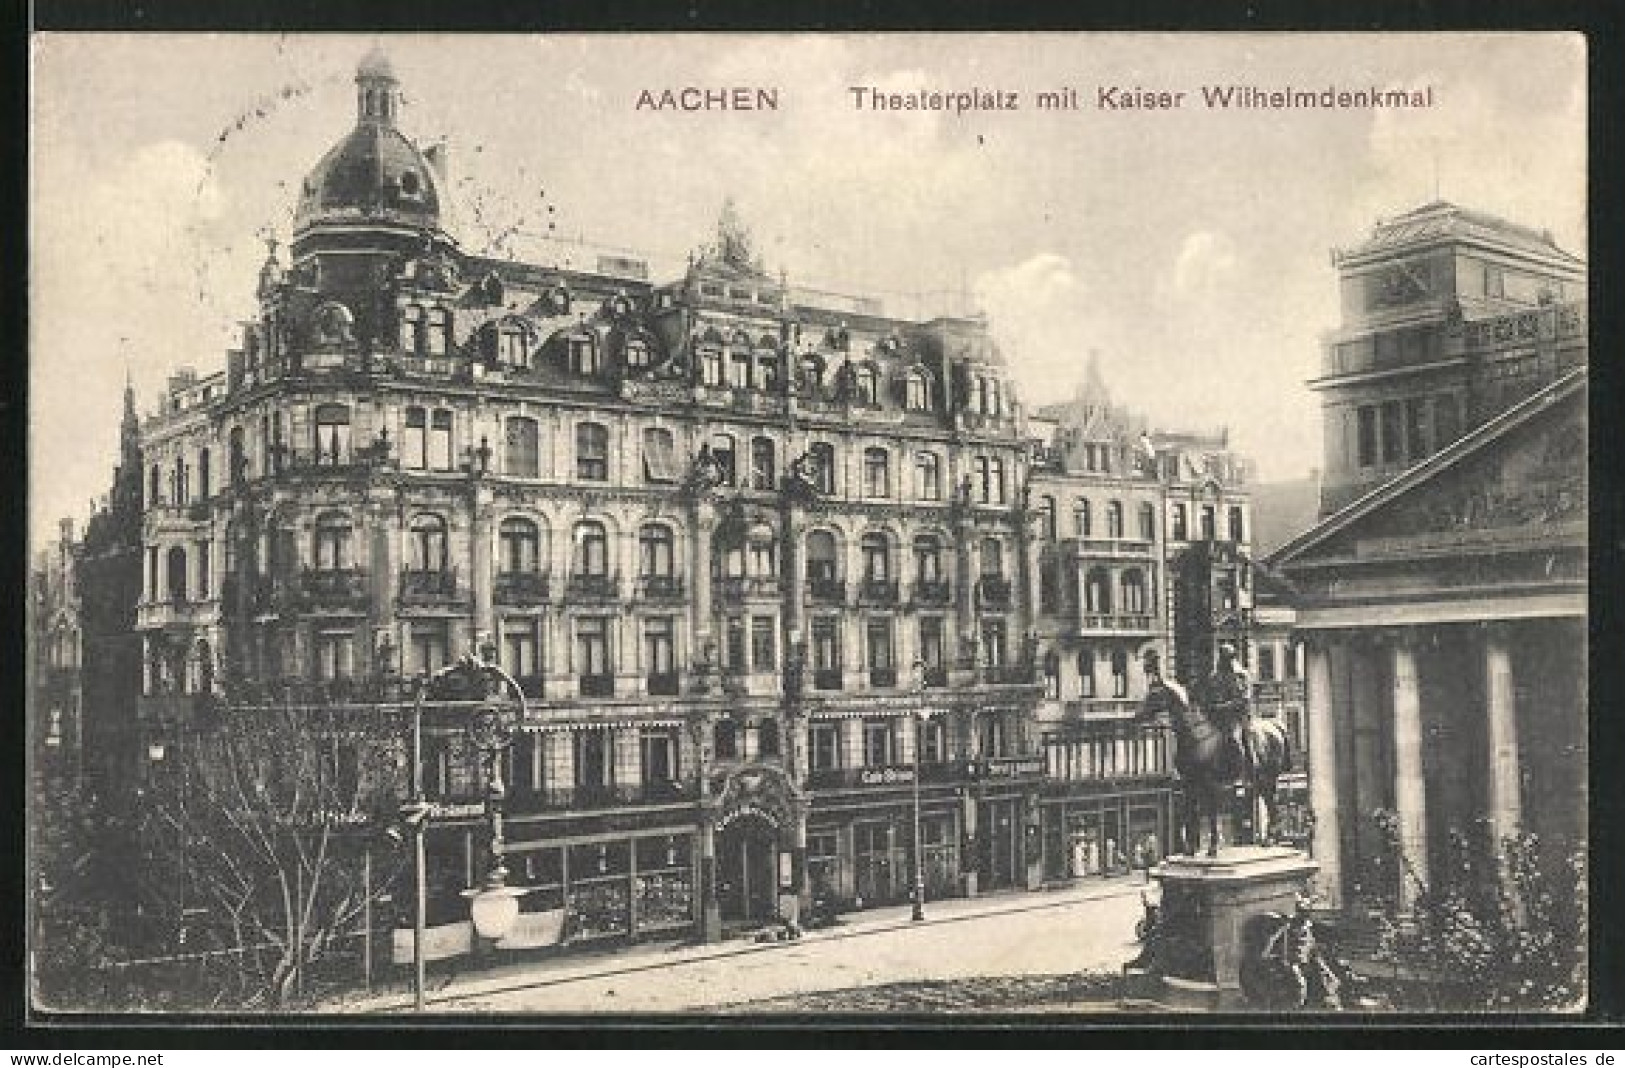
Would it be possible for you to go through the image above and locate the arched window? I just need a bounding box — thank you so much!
[747,522,777,578]
[574,520,609,578]
[708,433,737,487]
[854,365,879,405]
[806,531,839,581]
[863,447,890,498]
[750,437,776,491]
[314,511,353,571]
[639,524,675,578]
[1075,499,1092,537]
[699,346,723,387]
[913,534,943,582]
[228,427,247,486]
[1229,504,1246,542]
[1138,503,1157,542]
[808,442,836,494]
[1106,500,1125,539]
[642,426,678,484]
[166,545,188,603]
[1170,504,1188,542]
[505,416,540,478]
[1038,495,1057,541]
[1085,567,1112,614]
[409,514,448,572]
[980,538,1004,578]
[314,404,352,465]
[624,336,651,370]
[1043,651,1061,699]
[499,518,540,574]
[915,452,941,500]
[1121,569,1147,614]
[1077,648,1096,698]
[758,719,781,758]
[1111,650,1130,698]
[197,449,211,501]
[905,369,933,411]
[576,422,610,481]
[860,532,891,582]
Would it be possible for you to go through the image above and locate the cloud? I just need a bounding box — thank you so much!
[1171,230,1240,298]
[976,253,1101,403]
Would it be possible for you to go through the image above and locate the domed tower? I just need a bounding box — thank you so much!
[284,49,455,357]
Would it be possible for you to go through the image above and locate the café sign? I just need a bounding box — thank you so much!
[859,765,916,787]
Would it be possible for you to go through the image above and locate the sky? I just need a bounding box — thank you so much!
[29,33,1586,546]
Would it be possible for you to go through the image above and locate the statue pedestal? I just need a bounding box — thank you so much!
[1123,846,1318,1011]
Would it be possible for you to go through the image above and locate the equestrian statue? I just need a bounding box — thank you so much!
[1137,646,1295,857]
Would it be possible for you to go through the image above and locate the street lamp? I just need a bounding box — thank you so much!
[909,658,934,923]
[400,638,527,1012]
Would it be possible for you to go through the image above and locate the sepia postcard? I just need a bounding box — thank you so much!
[27,32,1588,1018]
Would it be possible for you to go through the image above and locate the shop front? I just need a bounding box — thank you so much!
[1040,786,1174,882]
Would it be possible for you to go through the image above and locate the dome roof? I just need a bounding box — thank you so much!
[292,51,441,234]
[293,123,441,232]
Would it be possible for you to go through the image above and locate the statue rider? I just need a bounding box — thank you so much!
[1204,643,1255,777]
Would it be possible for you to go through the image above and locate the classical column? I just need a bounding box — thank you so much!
[1483,623,1523,847]
[1389,631,1429,910]
[1305,637,1343,908]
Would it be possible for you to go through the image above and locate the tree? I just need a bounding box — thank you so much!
[137,700,408,1009]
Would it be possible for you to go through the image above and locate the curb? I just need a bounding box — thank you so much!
[348,880,1146,1013]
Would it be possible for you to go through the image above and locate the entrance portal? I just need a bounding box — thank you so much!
[716,813,780,925]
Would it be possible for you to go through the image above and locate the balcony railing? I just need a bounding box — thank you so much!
[921,665,949,689]
[301,567,369,609]
[716,575,782,602]
[565,573,622,601]
[638,575,686,602]
[1253,679,1306,703]
[976,576,1013,611]
[869,666,898,689]
[812,668,844,692]
[1077,612,1154,632]
[910,579,953,607]
[808,577,846,605]
[1064,697,1140,720]
[646,672,681,697]
[399,567,462,604]
[857,578,900,606]
[578,674,615,698]
[494,571,551,606]
[507,778,695,811]
[1073,538,1155,557]
[984,664,1036,686]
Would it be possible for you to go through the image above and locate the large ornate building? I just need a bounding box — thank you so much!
[132,52,1263,953]
[1271,202,1586,910]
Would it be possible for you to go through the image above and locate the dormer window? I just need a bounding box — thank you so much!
[854,365,879,406]
[497,320,532,367]
[905,369,934,411]
[569,334,600,375]
[625,337,651,370]
[425,307,450,357]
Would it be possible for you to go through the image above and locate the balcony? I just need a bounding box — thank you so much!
[638,575,686,602]
[868,666,898,689]
[910,579,953,607]
[646,672,681,697]
[1254,679,1306,703]
[1072,537,1155,558]
[399,567,463,606]
[1064,698,1140,721]
[1076,612,1155,633]
[984,664,1036,686]
[511,778,696,811]
[812,668,844,692]
[495,571,551,607]
[857,578,900,607]
[716,575,782,602]
[921,665,950,689]
[565,573,622,602]
[579,674,615,698]
[976,576,1013,611]
[808,577,846,605]
[300,567,369,611]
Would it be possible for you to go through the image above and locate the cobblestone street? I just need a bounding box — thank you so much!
[355,880,1145,1015]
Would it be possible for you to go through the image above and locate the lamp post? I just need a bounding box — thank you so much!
[401,638,527,1012]
[909,659,932,923]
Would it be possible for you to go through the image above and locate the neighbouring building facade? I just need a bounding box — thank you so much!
[1271,202,1586,910]
[32,519,84,787]
[130,51,1265,954]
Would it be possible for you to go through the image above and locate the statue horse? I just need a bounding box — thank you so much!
[1138,668,1295,858]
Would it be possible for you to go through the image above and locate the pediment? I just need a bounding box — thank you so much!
[1274,371,1585,570]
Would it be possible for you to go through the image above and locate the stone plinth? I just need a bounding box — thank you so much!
[1124,845,1318,1011]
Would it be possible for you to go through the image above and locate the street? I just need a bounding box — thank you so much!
[357,881,1145,1014]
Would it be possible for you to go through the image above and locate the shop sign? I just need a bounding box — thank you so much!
[429,801,485,820]
[859,765,916,786]
[981,756,1044,779]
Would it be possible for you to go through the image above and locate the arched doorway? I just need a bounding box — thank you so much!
[715,812,780,925]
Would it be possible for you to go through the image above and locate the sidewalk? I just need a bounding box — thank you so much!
[340,874,1149,1013]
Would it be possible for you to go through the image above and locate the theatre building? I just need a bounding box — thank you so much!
[133,51,1059,953]
[1271,202,1586,909]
